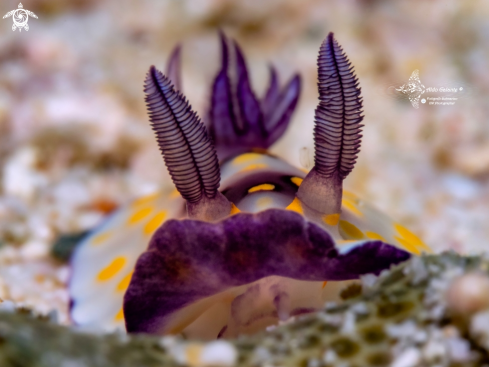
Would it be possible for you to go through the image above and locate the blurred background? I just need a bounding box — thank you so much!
[0,0,488,323]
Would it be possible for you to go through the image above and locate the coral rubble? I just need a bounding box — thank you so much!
[1,253,489,366]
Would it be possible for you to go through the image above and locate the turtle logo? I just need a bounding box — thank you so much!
[3,3,38,32]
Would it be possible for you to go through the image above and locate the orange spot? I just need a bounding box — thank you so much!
[323,213,340,226]
[131,193,159,207]
[128,207,152,225]
[116,271,133,292]
[339,220,364,240]
[144,211,167,235]
[91,199,117,214]
[343,190,358,200]
[395,236,421,255]
[342,199,363,217]
[230,203,240,215]
[91,232,111,246]
[239,163,268,173]
[248,184,275,193]
[97,257,126,282]
[394,223,431,253]
[291,177,303,186]
[286,197,303,214]
[114,308,124,321]
[337,240,361,245]
[365,231,387,242]
[232,153,262,165]
[322,281,328,289]
[169,189,180,199]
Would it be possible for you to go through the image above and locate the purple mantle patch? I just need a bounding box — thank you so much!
[124,209,409,334]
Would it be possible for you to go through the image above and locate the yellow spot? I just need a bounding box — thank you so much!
[144,211,167,235]
[128,207,152,225]
[114,308,124,321]
[286,197,303,214]
[323,213,340,226]
[169,189,180,199]
[248,184,275,193]
[230,203,240,215]
[232,153,262,165]
[394,223,431,253]
[365,231,387,242]
[131,193,158,207]
[91,231,111,246]
[97,257,126,282]
[322,281,328,289]
[339,220,364,240]
[291,177,303,186]
[342,198,363,217]
[256,197,273,209]
[337,239,361,245]
[239,163,268,173]
[395,236,421,255]
[185,344,204,367]
[116,271,133,292]
[343,190,358,200]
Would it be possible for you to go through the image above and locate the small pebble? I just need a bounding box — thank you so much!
[200,341,237,366]
[391,348,421,367]
[446,272,489,315]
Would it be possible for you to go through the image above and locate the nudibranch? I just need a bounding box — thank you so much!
[69,33,431,338]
